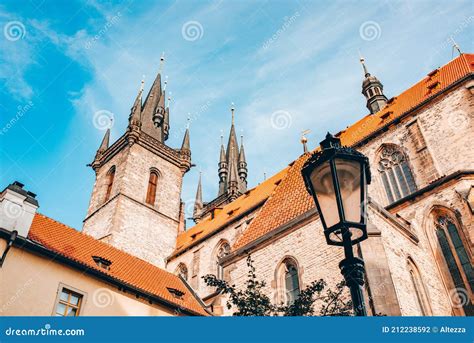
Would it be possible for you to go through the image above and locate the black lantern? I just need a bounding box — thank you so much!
[301,132,371,316]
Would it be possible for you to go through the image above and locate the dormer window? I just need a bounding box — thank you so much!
[167,287,185,299]
[92,256,112,270]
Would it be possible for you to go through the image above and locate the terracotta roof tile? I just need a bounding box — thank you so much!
[234,53,473,251]
[172,168,289,256]
[28,213,208,316]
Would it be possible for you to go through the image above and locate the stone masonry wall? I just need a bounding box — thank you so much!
[83,142,185,268]
[361,81,473,207]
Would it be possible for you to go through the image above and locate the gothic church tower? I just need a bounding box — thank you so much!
[82,71,191,268]
[192,105,248,223]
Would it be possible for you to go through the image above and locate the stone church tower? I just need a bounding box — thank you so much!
[192,105,248,223]
[82,71,192,268]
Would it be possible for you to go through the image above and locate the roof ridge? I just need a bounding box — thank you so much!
[232,153,310,250]
[29,213,208,315]
[34,213,165,268]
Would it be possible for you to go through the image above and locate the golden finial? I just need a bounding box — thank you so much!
[231,102,235,124]
[301,129,310,153]
[159,52,165,73]
[138,75,145,93]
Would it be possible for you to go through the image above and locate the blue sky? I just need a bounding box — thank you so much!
[0,0,472,230]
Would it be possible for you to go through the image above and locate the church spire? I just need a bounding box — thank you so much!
[181,118,191,152]
[218,133,228,196]
[359,55,388,114]
[129,79,144,126]
[97,128,110,156]
[193,172,203,219]
[238,135,248,192]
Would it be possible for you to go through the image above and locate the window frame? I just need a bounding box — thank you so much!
[104,166,116,203]
[275,257,301,306]
[377,145,417,204]
[432,212,474,316]
[146,170,159,206]
[52,283,86,317]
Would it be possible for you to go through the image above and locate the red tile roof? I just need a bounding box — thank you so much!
[172,168,289,256]
[28,213,208,316]
[234,54,474,251]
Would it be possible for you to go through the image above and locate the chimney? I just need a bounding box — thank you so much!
[0,181,39,238]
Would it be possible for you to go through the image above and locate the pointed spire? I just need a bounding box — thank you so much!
[359,51,370,77]
[228,146,239,192]
[226,104,239,168]
[140,69,167,141]
[238,135,246,163]
[181,118,191,151]
[193,172,203,218]
[129,79,144,125]
[97,128,110,156]
[219,133,226,163]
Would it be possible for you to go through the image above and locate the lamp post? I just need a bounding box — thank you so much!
[301,133,371,316]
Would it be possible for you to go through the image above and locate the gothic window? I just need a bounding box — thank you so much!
[377,145,417,203]
[104,166,115,203]
[368,88,374,97]
[435,215,474,316]
[276,258,301,305]
[407,257,432,315]
[175,263,188,281]
[215,241,230,279]
[146,171,158,205]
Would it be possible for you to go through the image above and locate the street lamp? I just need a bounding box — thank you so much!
[301,133,371,316]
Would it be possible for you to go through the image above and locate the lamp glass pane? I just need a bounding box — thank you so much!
[335,158,361,223]
[310,161,339,227]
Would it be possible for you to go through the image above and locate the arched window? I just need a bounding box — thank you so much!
[175,263,188,281]
[377,145,417,203]
[407,257,432,315]
[146,170,158,205]
[215,241,230,279]
[435,214,474,316]
[104,166,115,203]
[276,258,301,305]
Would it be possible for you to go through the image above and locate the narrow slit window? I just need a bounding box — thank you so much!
[104,166,115,203]
[146,171,158,205]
